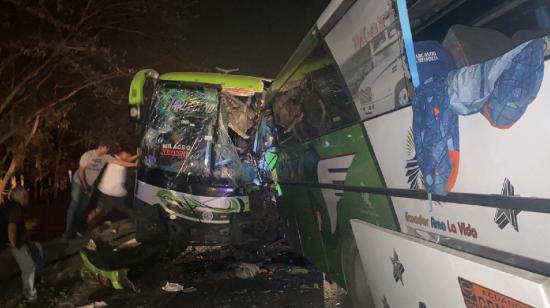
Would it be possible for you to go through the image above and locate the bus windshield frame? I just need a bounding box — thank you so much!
[140,81,247,188]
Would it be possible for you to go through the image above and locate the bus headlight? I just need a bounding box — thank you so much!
[129,106,140,121]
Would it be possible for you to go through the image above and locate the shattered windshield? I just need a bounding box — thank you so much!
[141,83,246,186]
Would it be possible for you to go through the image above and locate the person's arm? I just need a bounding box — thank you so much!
[111,159,138,168]
[105,153,137,168]
[128,148,140,163]
[7,223,19,249]
[78,152,91,192]
[78,165,89,192]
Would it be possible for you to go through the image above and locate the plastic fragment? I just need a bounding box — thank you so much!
[162,282,184,292]
[76,301,108,308]
[287,266,309,275]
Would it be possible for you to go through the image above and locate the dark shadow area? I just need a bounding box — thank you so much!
[186,0,330,77]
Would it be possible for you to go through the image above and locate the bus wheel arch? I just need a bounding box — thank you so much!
[341,237,375,308]
[394,78,412,109]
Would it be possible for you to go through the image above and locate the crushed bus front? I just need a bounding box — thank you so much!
[129,71,278,253]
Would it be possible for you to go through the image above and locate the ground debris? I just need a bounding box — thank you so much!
[300,283,320,290]
[232,289,248,295]
[287,266,309,275]
[76,301,108,308]
[230,262,261,279]
[161,282,196,293]
[162,282,185,292]
[182,286,197,293]
[47,239,327,307]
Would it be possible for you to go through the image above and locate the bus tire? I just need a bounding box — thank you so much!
[394,78,412,109]
[343,240,374,308]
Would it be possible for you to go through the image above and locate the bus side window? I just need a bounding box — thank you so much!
[272,91,301,145]
[272,42,360,144]
[309,63,359,130]
[289,45,361,141]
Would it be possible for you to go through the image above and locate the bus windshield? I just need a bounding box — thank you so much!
[141,83,245,185]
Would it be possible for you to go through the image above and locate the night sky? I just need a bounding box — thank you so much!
[186,0,330,78]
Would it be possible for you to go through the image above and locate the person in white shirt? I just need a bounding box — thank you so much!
[64,142,137,239]
[86,148,138,229]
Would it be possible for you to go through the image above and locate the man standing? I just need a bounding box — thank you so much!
[64,142,136,239]
[1,187,45,302]
[86,148,138,229]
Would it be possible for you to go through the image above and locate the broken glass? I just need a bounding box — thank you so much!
[221,93,260,140]
[141,83,256,187]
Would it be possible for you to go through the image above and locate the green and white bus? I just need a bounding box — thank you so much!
[128,70,276,253]
[263,0,550,307]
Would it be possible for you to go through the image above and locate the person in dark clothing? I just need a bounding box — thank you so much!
[1,186,44,302]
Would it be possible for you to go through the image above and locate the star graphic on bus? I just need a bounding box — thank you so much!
[494,178,521,232]
[390,249,405,286]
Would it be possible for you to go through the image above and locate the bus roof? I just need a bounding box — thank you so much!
[158,72,265,93]
[129,69,266,106]
[286,57,332,82]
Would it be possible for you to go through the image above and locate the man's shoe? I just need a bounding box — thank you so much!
[23,294,38,303]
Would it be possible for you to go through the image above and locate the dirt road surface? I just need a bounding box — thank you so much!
[2,240,347,308]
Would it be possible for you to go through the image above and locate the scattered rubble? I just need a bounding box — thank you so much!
[288,266,309,275]
[161,282,185,292]
[231,262,261,279]
[76,301,108,308]
[161,282,197,293]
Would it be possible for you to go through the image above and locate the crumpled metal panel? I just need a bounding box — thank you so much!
[211,102,245,183]
[222,94,260,139]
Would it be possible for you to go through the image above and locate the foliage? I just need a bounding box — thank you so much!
[0,0,198,201]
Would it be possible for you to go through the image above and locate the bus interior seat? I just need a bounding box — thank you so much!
[442,24,514,68]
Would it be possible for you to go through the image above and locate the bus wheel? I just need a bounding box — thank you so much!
[394,78,411,109]
[344,241,374,308]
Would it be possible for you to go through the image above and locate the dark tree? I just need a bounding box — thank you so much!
[0,0,198,201]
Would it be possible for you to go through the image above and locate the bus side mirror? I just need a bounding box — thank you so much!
[129,69,158,123]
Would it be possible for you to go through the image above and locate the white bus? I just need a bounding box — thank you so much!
[263,0,550,307]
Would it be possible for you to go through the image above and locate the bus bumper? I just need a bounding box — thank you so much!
[133,190,279,246]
